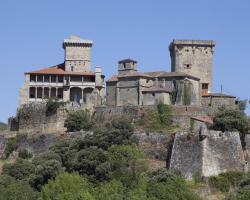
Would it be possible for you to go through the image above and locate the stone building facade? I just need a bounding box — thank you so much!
[107,40,237,108]
[19,36,105,108]
[169,40,215,94]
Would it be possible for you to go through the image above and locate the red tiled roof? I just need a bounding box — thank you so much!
[25,63,95,76]
[117,71,151,78]
[141,86,172,93]
[107,75,118,82]
[202,93,236,98]
[191,115,213,124]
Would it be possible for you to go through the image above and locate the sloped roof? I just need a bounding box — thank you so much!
[25,63,95,76]
[141,86,172,93]
[202,93,236,98]
[107,75,118,82]
[191,115,213,124]
[118,58,137,64]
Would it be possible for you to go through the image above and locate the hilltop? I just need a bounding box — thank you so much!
[0,122,7,131]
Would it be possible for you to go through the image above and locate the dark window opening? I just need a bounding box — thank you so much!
[37,75,43,82]
[71,66,74,72]
[152,93,155,97]
[58,76,63,83]
[44,75,50,83]
[29,87,36,98]
[51,75,57,83]
[30,75,36,82]
[185,64,191,68]
[202,83,209,89]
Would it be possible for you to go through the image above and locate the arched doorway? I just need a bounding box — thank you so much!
[70,87,82,103]
[83,87,94,104]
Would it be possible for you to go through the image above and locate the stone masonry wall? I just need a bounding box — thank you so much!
[169,130,244,179]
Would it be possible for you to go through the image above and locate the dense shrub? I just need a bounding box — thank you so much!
[147,169,200,200]
[38,173,94,200]
[30,159,63,190]
[2,159,35,181]
[4,137,17,158]
[212,107,248,134]
[208,175,230,192]
[45,98,65,116]
[108,145,148,187]
[139,102,173,132]
[64,109,94,131]
[18,149,33,159]
[0,179,37,200]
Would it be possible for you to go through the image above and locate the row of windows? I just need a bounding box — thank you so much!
[30,75,95,83]
[29,87,63,99]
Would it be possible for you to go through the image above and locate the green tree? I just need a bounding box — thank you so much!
[30,159,63,190]
[38,173,94,200]
[0,175,37,200]
[147,169,200,200]
[212,108,249,134]
[2,159,35,181]
[69,147,111,182]
[64,109,94,132]
[4,137,17,158]
[108,145,148,188]
[94,179,124,200]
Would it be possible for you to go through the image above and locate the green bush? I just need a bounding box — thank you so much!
[220,171,245,187]
[212,107,248,134]
[30,159,63,190]
[64,109,94,132]
[18,149,33,159]
[183,81,191,105]
[38,173,94,200]
[140,102,173,132]
[0,179,37,200]
[208,175,230,192]
[111,116,133,132]
[2,159,35,181]
[45,98,65,116]
[4,137,17,158]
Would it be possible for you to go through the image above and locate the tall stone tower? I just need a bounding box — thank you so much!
[169,40,215,94]
[118,59,137,75]
[63,35,93,72]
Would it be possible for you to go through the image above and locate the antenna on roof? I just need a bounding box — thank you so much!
[221,84,223,93]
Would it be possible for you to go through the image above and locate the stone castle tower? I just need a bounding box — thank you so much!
[118,59,137,75]
[63,35,93,73]
[169,40,215,94]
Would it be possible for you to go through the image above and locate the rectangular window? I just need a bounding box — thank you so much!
[202,83,209,89]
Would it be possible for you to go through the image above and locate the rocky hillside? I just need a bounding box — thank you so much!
[0,122,7,131]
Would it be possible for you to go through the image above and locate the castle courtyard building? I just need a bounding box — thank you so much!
[19,36,105,107]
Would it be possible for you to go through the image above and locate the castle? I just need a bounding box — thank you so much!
[12,36,246,179]
[19,36,237,109]
[19,36,105,108]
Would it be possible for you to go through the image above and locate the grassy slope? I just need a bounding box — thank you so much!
[0,122,7,131]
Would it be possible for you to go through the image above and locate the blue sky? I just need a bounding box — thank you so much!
[0,0,249,122]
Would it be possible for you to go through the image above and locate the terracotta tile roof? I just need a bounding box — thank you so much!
[202,93,236,98]
[141,86,172,93]
[191,115,213,124]
[118,58,137,64]
[117,71,151,78]
[107,75,118,82]
[25,63,95,76]
[144,71,200,80]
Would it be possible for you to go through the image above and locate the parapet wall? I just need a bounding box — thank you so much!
[9,104,212,135]
[169,130,244,179]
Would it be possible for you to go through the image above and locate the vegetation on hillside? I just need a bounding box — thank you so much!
[0,121,7,131]
[0,117,200,200]
[135,102,176,132]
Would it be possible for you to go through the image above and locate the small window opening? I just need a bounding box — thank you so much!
[152,93,155,96]
[71,66,74,72]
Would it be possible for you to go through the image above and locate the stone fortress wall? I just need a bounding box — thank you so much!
[169,130,244,179]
